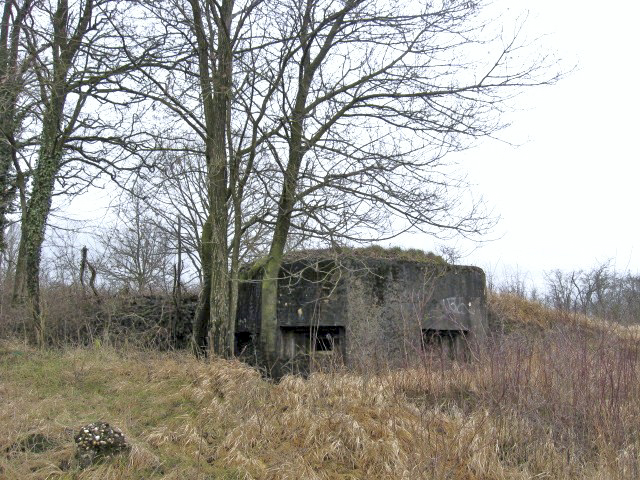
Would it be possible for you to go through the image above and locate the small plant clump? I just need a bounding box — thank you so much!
[74,422,129,468]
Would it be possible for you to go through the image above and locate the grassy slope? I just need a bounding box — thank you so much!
[2,294,640,479]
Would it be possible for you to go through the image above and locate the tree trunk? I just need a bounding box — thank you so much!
[207,190,229,355]
[12,0,93,346]
[258,0,315,371]
[13,32,68,337]
[187,0,232,357]
[259,198,298,371]
[22,144,62,347]
[193,215,212,355]
[259,107,308,370]
[259,138,304,369]
[259,252,281,370]
[227,205,242,357]
[0,0,32,253]
[11,161,27,301]
[0,124,15,253]
[12,229,26,301]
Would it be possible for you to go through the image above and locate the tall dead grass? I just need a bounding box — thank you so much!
[2,293,640,478]
[490,291,640,339]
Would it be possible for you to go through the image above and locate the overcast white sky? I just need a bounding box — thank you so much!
[398,0,640,288]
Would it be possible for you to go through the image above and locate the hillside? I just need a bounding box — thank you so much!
[2,293,640,479]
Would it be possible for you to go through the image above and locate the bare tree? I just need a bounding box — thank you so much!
[544,262,640,324]
[101,189,173,294]
[147,151,209,284]
[181,0,234,356]
[135,0,275,356]
[250,0,561,368]
[10,0,160,345]
[143,148,270,287]
[17,0,99,346]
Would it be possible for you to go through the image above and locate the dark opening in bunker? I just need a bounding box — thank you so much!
[280,326,344,356]
[422,329,467,359]
[314,326,342,351]
[235,332,253,355]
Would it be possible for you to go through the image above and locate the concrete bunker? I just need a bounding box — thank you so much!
[236,249,487,373]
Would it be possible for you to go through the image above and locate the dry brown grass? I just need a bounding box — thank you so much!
[490,291,640,340]
[2,293,640,479]
[489,292,559,330]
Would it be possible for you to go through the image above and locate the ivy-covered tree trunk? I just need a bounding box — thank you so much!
[18,87,66,345]
[12,0,94,346]
[22,156,60,344]
[0,118,16,253]
[0,0,33,253]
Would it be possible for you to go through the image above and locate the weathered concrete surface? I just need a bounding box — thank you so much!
[235,251,487,372]
[78,250,486,370]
